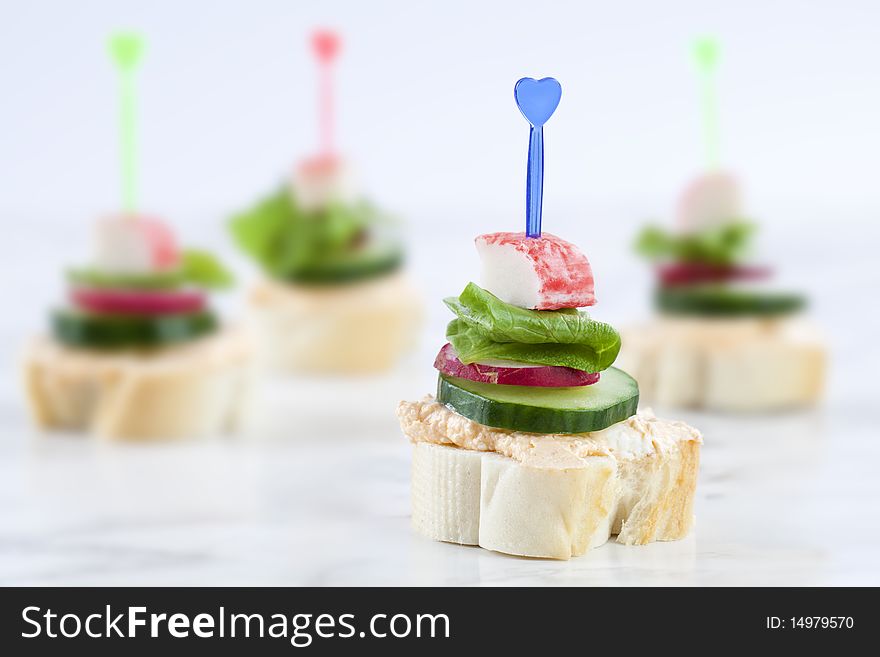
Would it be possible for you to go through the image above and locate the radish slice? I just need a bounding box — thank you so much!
[71,288,205,315]
[434,343,599,388]
[658,263,772,286]
[475,232,596,310]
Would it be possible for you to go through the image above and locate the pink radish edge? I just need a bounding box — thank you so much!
[71,288,205,315]
[434,343,599,388]
[657,262,772,286]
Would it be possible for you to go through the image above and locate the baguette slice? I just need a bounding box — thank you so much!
[399,400,701,560]
[411,442,483,545]
[618,316,826,411]
[479,450,617,559]
[22,328,253,441]
[247,272,422,373]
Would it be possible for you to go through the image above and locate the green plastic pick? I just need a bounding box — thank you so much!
[108,32,144,214]
[692,36,720,170]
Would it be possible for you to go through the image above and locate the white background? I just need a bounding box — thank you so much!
[2,0,880,217]
[0,0,878,585]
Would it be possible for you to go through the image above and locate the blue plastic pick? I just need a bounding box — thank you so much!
[514,77,562,238]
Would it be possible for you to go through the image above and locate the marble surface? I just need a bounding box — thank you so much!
[1,371,878,586]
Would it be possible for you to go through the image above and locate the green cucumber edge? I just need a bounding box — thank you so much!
[284,244,403,285]
[437,368,640,435]
[656,285,806,317]
[51,308,218,349]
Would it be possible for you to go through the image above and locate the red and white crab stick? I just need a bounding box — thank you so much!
[475,232,596,310]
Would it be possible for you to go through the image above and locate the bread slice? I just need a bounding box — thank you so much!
[478,450,618,558]
[22,328,253,441]
[247,272,422,373]
[398,399,701,560]
[411,441,483,545]
[618,316,826,412]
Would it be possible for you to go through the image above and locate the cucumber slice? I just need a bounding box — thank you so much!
[437,367,639,434]
[52,308,217,349]
[656,285,805,317]
[286,242,403,285]
[67,268,185,291]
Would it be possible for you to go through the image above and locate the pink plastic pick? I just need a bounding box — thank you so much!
[311,29,342,157]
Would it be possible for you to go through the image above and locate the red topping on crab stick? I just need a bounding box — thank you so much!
[475,232,596,310]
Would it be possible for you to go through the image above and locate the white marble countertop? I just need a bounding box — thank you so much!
[1,369,878,586]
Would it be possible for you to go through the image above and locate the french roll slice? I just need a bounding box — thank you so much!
[479,451,617,559]
[247,272,421,373]
[411,443,483,546]
[618,316,826,411]
[399,400,701,560]
[22,328,253,441]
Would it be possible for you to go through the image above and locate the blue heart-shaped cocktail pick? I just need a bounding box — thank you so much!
[514,77,562,126]
[514,77,561,238]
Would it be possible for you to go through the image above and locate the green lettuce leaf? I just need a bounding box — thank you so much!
[67,250,233,292]
[67,268,185,290]
[635,221,755,266]
[180,249,234,289]
[229,186,396,279]
[229,187,296,278]
[444,283,621,372]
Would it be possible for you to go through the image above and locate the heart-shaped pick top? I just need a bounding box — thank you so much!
[312,29,341,63]
[514,77,562,126]
[109,33,144,72]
